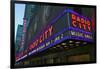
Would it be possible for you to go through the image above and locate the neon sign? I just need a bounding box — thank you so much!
[70,30,93,39]
[71,13,91,32]
[29,26,53,51]
[16,9,94,62]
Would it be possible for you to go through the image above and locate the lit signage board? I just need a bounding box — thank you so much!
[67,9,93,42]
[71,13,91,32]
[16,9,94,62]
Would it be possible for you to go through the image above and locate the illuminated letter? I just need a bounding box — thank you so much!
[86,20,91,25]
[77,16,81,22]
[81,18,85,24]
[35,39,39,46]
[72,20,77,27]
[45,30,48,39]
[79,23,82,28]
[40,35,43,43]
[49,26,53,36]
[29,44,34,51]
[86,20,91,31]
[87,25,91,31]
[72,14,76,20]
[83,24,86,30]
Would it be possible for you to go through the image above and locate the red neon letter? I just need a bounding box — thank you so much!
[87,25,91,31]
[45,30,48,39]
[35,39,39,47]
[83,24,86,30]
[72,14,76,20]
[40,35,43,43]
[79,23,82,29]
[49,26,53,36]
[72,20,77,27]
[81,18,85,24]
[77,16,81,22]
[86,20,91,25]
[29,44,35,51]
[86,20,91,31]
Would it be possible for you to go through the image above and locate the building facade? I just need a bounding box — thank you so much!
[15,25,23,54]
[15,4,96,67]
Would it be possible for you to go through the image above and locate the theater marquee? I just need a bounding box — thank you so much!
[16,9,94,62]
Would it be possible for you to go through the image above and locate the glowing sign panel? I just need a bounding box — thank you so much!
[70,30,93,39]
[71,13,91,32]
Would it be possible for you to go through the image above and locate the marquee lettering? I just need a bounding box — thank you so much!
[71,14,91,32]
[29,26,53,51]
